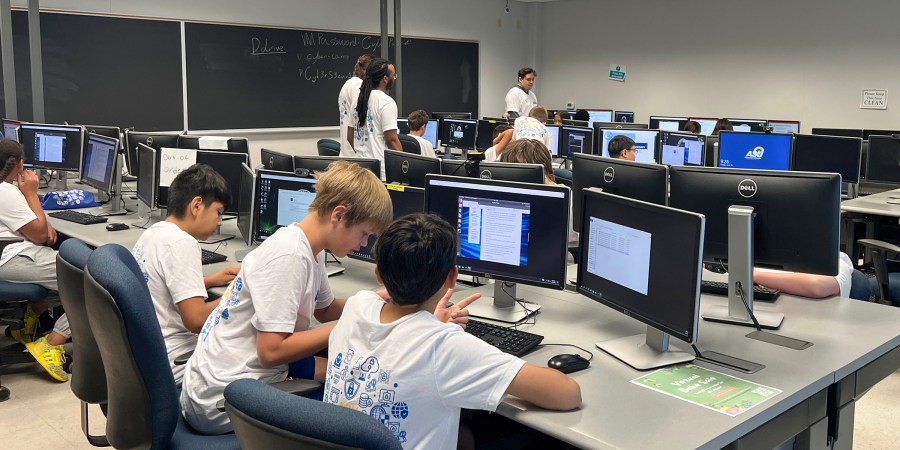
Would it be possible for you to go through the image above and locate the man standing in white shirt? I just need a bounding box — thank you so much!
[338,54,374,157]
[504,67,538,119]
[348,57,402,180]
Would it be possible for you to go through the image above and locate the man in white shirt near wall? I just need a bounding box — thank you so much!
[338,53,374,157]
[348,57,402,180]
[504,67,538,119]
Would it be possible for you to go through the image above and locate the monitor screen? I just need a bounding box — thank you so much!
[440,160,545,184]
[237,163,255,246]
[866,136,900,184]
[561,119,590,128]
[350,184,425,263]
[586,109,613,127]
[811,128,864,139]
[157,148,248,214]
[863,129,900,140]
[136,144,157,208]
[476,119,510,151]
[559,126,593,159]
[82,125,121,143]
[767,120,800,134]
[614,111,634,123]
[294,155,380,178]
[384,149,441,188]
[254,170,318,242]
[689,117,718,136]
[260,148,294,172]
[571,154,668,233]
[728,118,767,133]
[20,123,83,172]
[717,131,792,171]
[601,129,659,163]
[649,116,688,132]
[80,133,119,193]
[124,131,181,180]
[422,120,438,149]
[425,175,570,290]
[659,131,706,167]
[439,118,477,149]
[545,124,560,157]
[397,119,410,135]
[177,134,201,149]
[669,166,840,274]
[2,119,20,142]
[792,134,862,184]
[577,189,703,344]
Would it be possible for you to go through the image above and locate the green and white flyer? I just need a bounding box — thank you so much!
[630,364,782,417]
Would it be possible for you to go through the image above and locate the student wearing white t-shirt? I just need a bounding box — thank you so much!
[753,252,856,299]
[483,123,513,162]
[348,57,402,180]
[131,164,239,384]
[405,109,436,158]
[513,112,555,151]
[504,67,538,118]
[325,214,581,450]
[181,161,394,434]
[338,53,375,157]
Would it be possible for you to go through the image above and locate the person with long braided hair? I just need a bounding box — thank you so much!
[0,138,70,381]
[338,53,375,157]
[346,57,402,180]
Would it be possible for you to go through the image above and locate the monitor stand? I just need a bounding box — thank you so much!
[596,326,694,371]
[454,281,541,324]
[54,171,68,190]
[701,205,784,329]
[132,202,158,228]
[97,153,128,216]
[200,224,234,244]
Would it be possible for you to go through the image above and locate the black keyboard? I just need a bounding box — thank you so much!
[700,280,781,301]
[465,319,543,357]
[201,249,227,265]
[48,210,108,225]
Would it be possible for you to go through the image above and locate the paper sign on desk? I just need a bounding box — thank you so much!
[159,147,197,187]
[630,364,781,417]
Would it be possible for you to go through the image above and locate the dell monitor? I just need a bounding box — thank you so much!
[585,109,613,126]
[476,119,510,151]
[592,122,648,154]
[717,131,792,171]
[253,169,318,242]
[545,124,561,157]
[124,130,181,179]
[561,119,589,127]
[136,144,157,209]
[669,166,841,329]
[156,148,248,215]
[80,133,119,195]
[614,111,634,123]
[237,163,256,247]
[432,112,472,137]
[571,154,669,233]
[811,128,863,139]
[349,184,425,263]
[866,135,900,185]
[728,118,767,133]
[688,117,718,136]
[384,149,441,188]
[83,125,121,144]
[577,189,704,369]
[863,129,900,140]
[792,134,862,184]
[397,119,410,135]
[177,134,201,149]
[425,174,570,323]
[439,118,477,150]
[293,155,380,178]
[440,160,545,184]
[2,119,20,142]
[658,131,706,166]
[767,120,800,134]
[600,128,659,163]
[649,116,688,132]
[20,123,84,172]
[260,148,294,172]
[558,126,593,159]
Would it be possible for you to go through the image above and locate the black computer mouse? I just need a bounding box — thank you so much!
[106,223,130,231]
[548,354,590,374]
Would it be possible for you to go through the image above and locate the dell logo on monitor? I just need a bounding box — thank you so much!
[146,137,154,146]
[480,169,493,179]
[401,160,410,173]
[603,167,615,183]
[738,179,758,198]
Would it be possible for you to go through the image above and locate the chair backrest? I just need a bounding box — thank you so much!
[56,238,105,404]
[224,379,402,450]
[317,139,341,157]
[398,134,422,155]
[84,243,179,450]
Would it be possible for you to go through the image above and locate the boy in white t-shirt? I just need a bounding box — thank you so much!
[513,106,555,151]
[338,53,374,157]
[406,109,436,158]
[348,57,402,180]
[325,213,582,450]
[181,161,393,434]
[483,123,513,162]
[131,164,240,384]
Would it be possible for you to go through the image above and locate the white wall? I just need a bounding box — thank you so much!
[17,0,533,165]
[537,0,900,133]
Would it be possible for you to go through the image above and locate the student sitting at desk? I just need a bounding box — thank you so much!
[348,57,402,180]
[180,161,393,434]
[608,135,636,161]
[753,252,857,299]
[406,109,436,158]
[131,164,240,384]
[325,213,582,450]
[492,106,554,158]
[483,123,512,162]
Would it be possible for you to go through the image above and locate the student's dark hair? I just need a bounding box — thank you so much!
[682,121,702,134]
[356,57,392,129]
[407,109,429,131]
[712,118,733,135]
[375,213,457,306]
[518,67,536,79]
[0,138,23,182]
[555,110,571,121]
[354,53,375,78]
[492,124,513,139]
[573,109,590,122]
[166,163,231,219]
[608,135,636,159]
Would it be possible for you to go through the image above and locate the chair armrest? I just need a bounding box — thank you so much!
[271,378,322,396]
[173,350,194,366]
[858,239,900,254]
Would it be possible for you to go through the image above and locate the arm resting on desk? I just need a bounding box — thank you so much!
[753,270,839,299]
[506,364,582,411]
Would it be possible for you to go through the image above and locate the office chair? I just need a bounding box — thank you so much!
[0,239,49,402]
[224,378,402,450]
[398,134,422,155]
[317,138,341,157]
[83,243,239,450]
[858,239,900,305]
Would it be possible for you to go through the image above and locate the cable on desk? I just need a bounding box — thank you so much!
[691,344,703,358]
[132,213,156,229]
[499,281,537,329]
[536,343,594,361]
[735,282,762,332]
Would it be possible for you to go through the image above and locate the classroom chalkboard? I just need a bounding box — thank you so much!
[184,23,478,130]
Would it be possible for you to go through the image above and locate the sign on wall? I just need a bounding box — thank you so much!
[609,64,626,82]
[860,89,888,110]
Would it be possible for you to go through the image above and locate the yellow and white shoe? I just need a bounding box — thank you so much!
[25,336,68,382]
[10,308,39,345]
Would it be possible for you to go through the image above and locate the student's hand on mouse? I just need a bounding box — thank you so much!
[434,288,481,329]
[208,265,240,287]
[16,170,39,196]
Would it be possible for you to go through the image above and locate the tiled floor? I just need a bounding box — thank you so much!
[2,340,898,449]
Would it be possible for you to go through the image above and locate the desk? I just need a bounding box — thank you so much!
[841,188,900,265]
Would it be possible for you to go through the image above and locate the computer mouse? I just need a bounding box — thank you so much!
[106,223,129,231]
[548,354,590,374]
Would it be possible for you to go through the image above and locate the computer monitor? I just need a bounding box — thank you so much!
[177,134,201,149]
[704,135,719,167]
[136,144,157,208]
[717,131,792,171]
[124,131,181,179]
[866,135,900,185]
[767,120,800,134]
[349,184,425,263]
[614,111,634,123]
[811,128,864,139]
[792,134,862,184]
[439,118,477,150]
[863,129,900,140]
[585,109,613,126]
[156,148,248,214]
[592,122,648,153]
[432,112,472,137]
[600,129,659,163]
[561,118,589,127]
[80,133,119,194]
[476,119,510,151]
[571,154,668,233]
[237,163,256,246]
[2,119,20,142]
[397,119,437,149]
[688,117,718,136]
[293,155,380,178]
[658,131,706,167]
[545,124,560,157]
[577,189,704,369]
[649,116,688,132]
[83,125,121,143]
[425,174,570,323]
[669,166,840,329]
[177,135,249,155]
[384,149,441,188]
[558,126,593,159]
[440,160,545,184]
[396,119,410,135]
[253,169,317,242]
[728,118,767,133]
[260,148,294,172]
[20,123,84,172]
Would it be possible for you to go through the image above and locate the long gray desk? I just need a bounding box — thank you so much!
[841,187,900,266]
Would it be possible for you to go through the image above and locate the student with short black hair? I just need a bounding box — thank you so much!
[132,163,240,383]
[406,109,436,158]
[325,213,582,449]
[608,135,636,160]
[682,120,702,134]
[484,123,513,162]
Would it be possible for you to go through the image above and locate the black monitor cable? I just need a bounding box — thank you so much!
[735,281,762,332]
[498,281,537,329]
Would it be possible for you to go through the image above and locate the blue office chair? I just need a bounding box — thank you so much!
[83,243,239,449]
[224,378,402,450]
[317,138,341,157]
[398,134,422,155]
[858,239,900,305]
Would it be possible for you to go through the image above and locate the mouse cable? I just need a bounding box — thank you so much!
[735,281,762,332]
[536,343,594,362]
